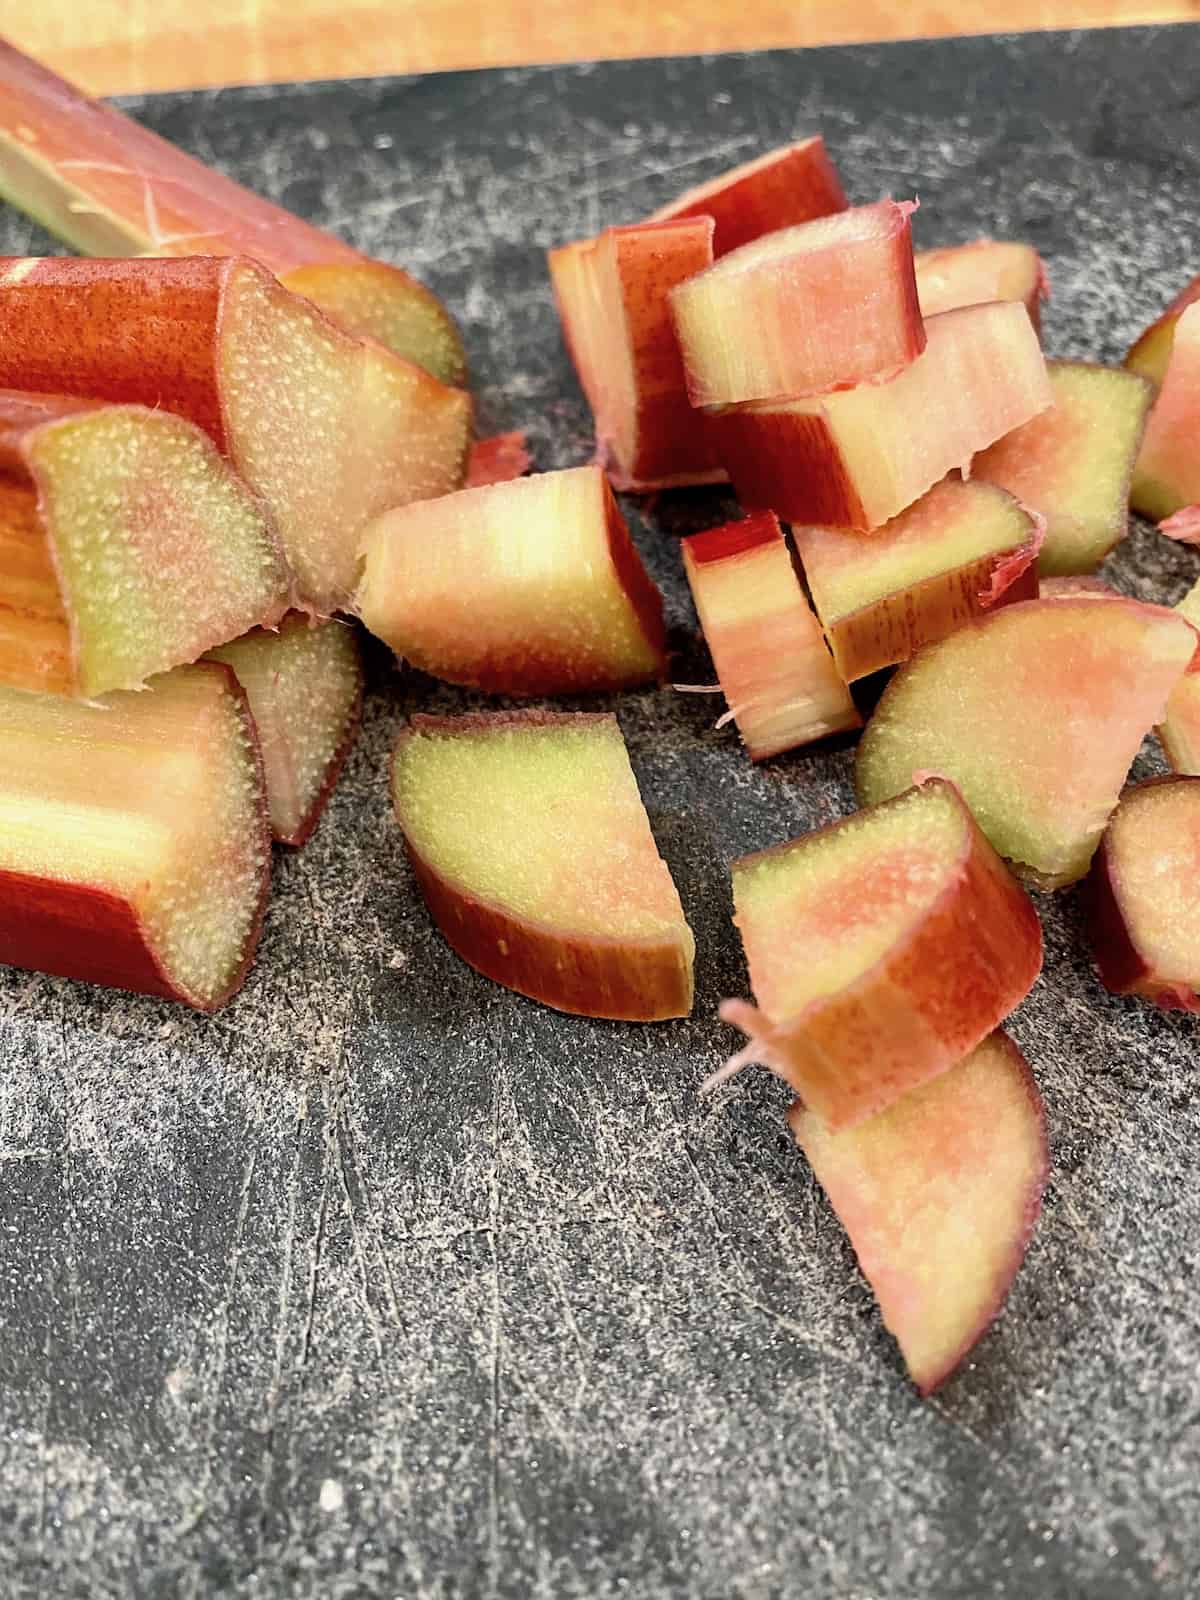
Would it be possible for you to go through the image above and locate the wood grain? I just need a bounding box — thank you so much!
[6,0,1198,96]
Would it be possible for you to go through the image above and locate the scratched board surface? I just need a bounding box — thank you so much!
[1,25,1199,1599]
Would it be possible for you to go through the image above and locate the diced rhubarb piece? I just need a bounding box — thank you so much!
[0,256,471,614]
[856,597,1197,887]
[391,711,694,1019]
[793,478,1041,682]
[715,778,1041,1130]
[1130,302,1200,523]
[914,240,1048,335]
[646,136,848,257]
[789,1030,1047,1395]
[681,510,860,760]
[0,40,465,383]
[973,361,1153,575]
[707,302,1052,531]
[466,431,531,487]
[206,615,362,847]
[357,466,666,695]
[0,391,289,698]
[1086,778,1200,1009]
[0,662,269,1009]
[549,220,724,491]
[669,199,924,406]
[1157,651,1200,775]
[1126,272,1200,388]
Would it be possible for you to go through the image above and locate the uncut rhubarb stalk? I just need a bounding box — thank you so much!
[0,390,290,697]
[0,38,466,384]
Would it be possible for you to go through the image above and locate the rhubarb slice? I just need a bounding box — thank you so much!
[914,240,1048,334]
[391,711,694,1019]
[717,778,1041,1130]
[0,256,471,613]
[357,466,666,696]
[549,219,724,490]
[681,511,860,760]
[646,136,848,256]
[466,431,531,487]
[1086,777,1200,1009]
[1130,302,1200,523]
[856,597,1197,886]
[790,1030,1047,1395]
[0,39,465,383]
[669,199,924,406]
[1126,272,1200,388]
[973,361,1153,575]
[0,662,269,1009]
[793,477,1041,682]
[707,301,1052,530]
[206,615,362,847]
[0,391,289,697]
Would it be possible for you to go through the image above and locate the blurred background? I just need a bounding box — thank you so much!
[7,0,1196,95]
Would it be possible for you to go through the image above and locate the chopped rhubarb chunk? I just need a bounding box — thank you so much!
[1130,302,1200,523]
[356,466,666,696]
[681,511,860,760]
[790,1030,1047,1395]
[857,597,1197,886]
[0,663,269,1009]
[669,199,924,405]
[1126,272,1200,389]
[719,778,1042,1130]
[392,711,694,1020]
[793,477,1041,681]
[973,362,1153,575]
[914,240,1048,334]
[466,431,531,487]
[707,302,1052,531]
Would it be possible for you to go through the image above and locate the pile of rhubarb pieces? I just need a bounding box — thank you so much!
[1,41,1199,1399]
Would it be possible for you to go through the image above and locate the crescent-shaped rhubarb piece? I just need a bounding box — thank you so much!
[391,711,694,1020]
[717,778,1042,1130]
[1086,777,1200,1010]
[789,1030,1047,1395]
[914,239,1048,335]
[0,39,465,382]
[0,663,270,1009]
[856,597,1197,887]
[1130,301,1200,524]
[207,615,363,847]
[357,466,666,696]
[681,510,860,760]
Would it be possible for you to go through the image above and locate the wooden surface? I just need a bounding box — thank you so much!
[4,0,1197,95]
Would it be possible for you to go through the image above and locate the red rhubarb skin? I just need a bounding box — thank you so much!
[465,431,532,488]
[0,662,271,1011]
[648,138,848,257]
[599,475,669,677]
[683,508,784,566]
[706,405,869,527]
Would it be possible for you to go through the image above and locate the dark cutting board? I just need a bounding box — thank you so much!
[2,25,1200,1598]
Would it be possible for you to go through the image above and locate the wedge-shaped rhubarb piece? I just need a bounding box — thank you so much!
[681,511,860,759]
[708,302,1052,530]
[549,220,724,490]
[1086,778,1200,1008]
[973,362,1152,575]
[857,598,1197,887]
[0,40,465,383]
[0,391,289,698]
[789,1030,1047,1395]
[915,240,1048,334]
[793,478,1041,682]
[392,711,694,1019]
[646,136,847,256]
[206,615,362,847]
[358,466,666,696]
[716,779,1041,1130]
[669,199,924,406]
[0,256,471,614]
[1126,272,1200,388]
[0,663,269,1009]
[1159,654,1200,775]
[1130,302,1200,523]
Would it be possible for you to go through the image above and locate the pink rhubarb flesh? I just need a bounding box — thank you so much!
[1125,271,1200,389]
[1130,301,1200,523]
[914,239,1048,334]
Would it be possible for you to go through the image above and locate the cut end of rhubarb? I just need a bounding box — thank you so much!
[356,466,667,696]
[0,663,270,1009]
[1125,273,1200,387]
[391,710,694,1019]
[915,239,1048,334]
[857,597,1197,886]
[790,1030,1047,1395]
[682,510,860,760]
[1131,302,1200,523]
